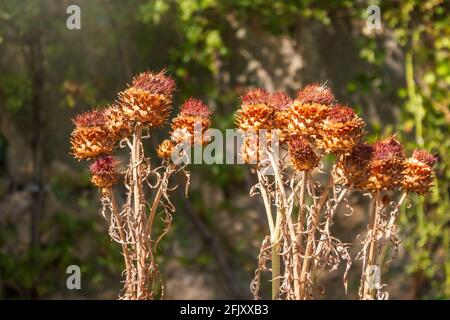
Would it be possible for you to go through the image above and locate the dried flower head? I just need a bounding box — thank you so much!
[241,88,270,105]
[296,83,335,106]
[179,97,212,117]
[412,150,438,167]
[89,155,119,188]
[271,91,293,143]
[288,135,319,171]
[335,142,373,189]
[171,98,212,145]
[327,105,356,123]
[70,110,114,160]
[119,70,175,127]
[131,70,176,95]
[318,105,365,153]
[288,84,335,137]
[270,91,292,111]
[157,139,176,160]
[373,136,404,161]
[104,104,132,141]
[72,109,107,127]
[368,136,405,191]
[236,88,274,132]
[402,149,437,194]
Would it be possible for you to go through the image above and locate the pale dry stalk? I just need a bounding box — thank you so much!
[363,191,381,299]
[109,190,135,299]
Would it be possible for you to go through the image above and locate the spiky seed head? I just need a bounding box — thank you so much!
[327,105,356,123]
[401,149,437,194]
[368,136,405,191]
[72,110,107,127]
[179,98,212,118]
[412,149,438,167]
[297,83,335,106]
[171,98,212,145]
[157,139,176,160]
[335,142,373,189]
[288,135,319,171]
[131,69,175,96]
[119,70,175,127]
[236,88,275,135]
[373,136,405,161]
[269,91,293,143]
[318,105,365,153]
[70,110,114,160]
[104,104,132,141]
[89,155,119,188]
[241,88,270,105]
[270,91,292,111]
[288,84,336,138]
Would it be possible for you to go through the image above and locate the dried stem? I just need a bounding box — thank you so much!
[145,167,171,238]
[378,192,408,272]
[363,191,381,299]
[109,189,134,299]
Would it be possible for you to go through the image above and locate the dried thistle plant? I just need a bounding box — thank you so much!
[237,84,436,300]
[70,70,213,300]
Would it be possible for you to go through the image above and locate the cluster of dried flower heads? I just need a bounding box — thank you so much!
[236,84,436,300]
[70,70,212,299]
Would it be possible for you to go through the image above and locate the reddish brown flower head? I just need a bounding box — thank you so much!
[270,91,292,111]
[412,150,438,167]
[131,69,176,96]
[89,155,118,175]
[317,105,365,153]
[180,98,212,118]
[157,139,176,160]
[297,83,335,106]
[367,136,405,191]
[119,69,176,126]
[373,136,405,161]
[402,150,436,194]
[89,155,119,188]
[327,105,356,123]
[104,104,132,141]
[288,135,319,171]
[171,98,213,145]
[236,88,274,133]
[241,88,270,105]
[70,110,114,160]
[347,142,374,165]
[72,110,107,128]
[335,142,373,188]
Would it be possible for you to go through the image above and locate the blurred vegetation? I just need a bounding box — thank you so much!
[0,0,448,299]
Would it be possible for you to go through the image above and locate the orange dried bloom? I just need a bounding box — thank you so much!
[288,84,335,137]
[335,142,373,189]
[288,135,319,171]
[171,98,212,144]
[157,139,176,160]
[270,91,292,111]
[104,104,132,141]
[318,105,365,153]
[296,83,335,106]
[402,150,437,194]
[70,110,114,160]
[271,91,293,143]
[89,155,119,188]
[367,136,405,191]
[119,70,175,127]
[236,88,275,132]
